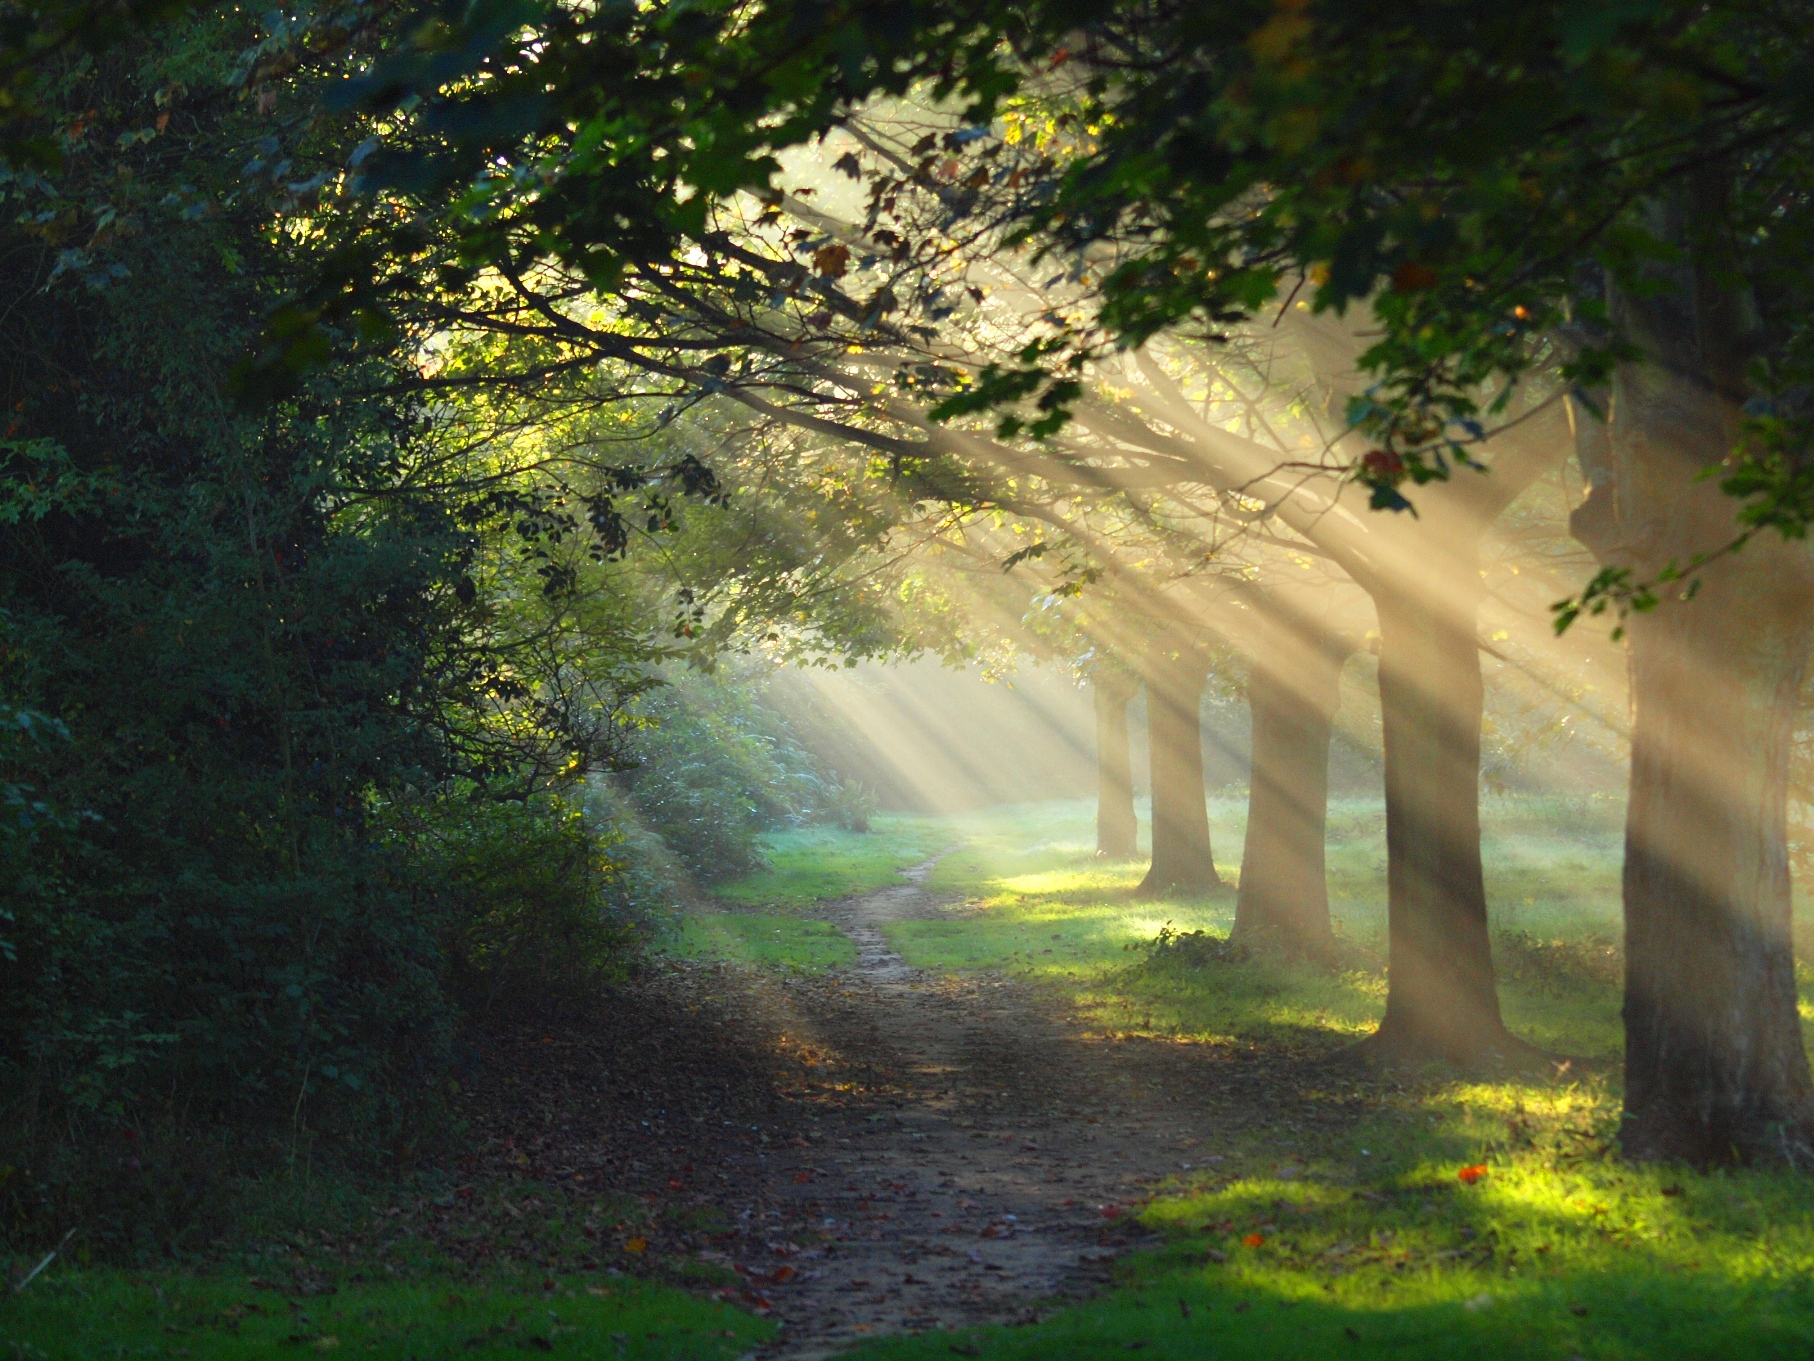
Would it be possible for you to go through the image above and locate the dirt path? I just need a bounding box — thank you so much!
[739,854,1284,1358]
[455,853,1359,1358]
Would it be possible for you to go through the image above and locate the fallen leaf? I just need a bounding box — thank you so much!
[1242,1233,1265,1248]
[622,1237,647,1255]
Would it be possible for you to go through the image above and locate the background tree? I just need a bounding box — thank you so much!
[1089,659,1139,859]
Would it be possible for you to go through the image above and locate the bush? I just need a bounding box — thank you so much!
[827,778,878,833]
[1492,930,1623,993]
[413,796,639,1016]
[612,667,839,884]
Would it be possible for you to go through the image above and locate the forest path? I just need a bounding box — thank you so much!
[459,852,1341,1360]
[740,852,1277,1359]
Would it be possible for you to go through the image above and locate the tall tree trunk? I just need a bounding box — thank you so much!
[1619,539,1814,1162]
[1093,671,1139,858]
[1233,636,1350,955]
[1366,578,1515,1061]
[1138,629,1221,896]
[1575,238,1814,1159]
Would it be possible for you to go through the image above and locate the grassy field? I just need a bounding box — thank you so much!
[1,1272,770,1360]
[710,815,962,908]
[669,815,966,970]
[705,795,1635,1056]
[700,794,1814,1361]
[670,912,858,970]
[921,797,1634,1058]
[0,1168,775,1360]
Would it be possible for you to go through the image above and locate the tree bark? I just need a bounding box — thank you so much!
[1365,578,1517,1061]
[1574,240,1814,1160]
[1137,629,1221,896]
[1233,636,1350,955]
[1093,671,1139,859]
[1619,539,1814,1163]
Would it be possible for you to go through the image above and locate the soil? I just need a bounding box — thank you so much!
[451,854,1365,1359]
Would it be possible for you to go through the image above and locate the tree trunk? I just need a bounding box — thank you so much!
[1366,580,1516,1061]
[1137,630,1221,896]
[1620,544,1814,1163]
[1093,671,1139,859]
[1233,637,1349,955]
[1575,257,1814,1160]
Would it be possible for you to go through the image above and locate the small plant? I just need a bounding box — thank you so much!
[1131,921,1241,968]
[416,795,638,1016]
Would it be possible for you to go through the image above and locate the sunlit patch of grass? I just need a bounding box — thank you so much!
[0,1271,772,1360]
[1094,949,1388,1048]
[921,796,1247,900]
[1326,795,1629,951]
[890,795,1642,1057]
[712,815,960,907]
[669,913,856,970]
[891,798,1237,982]
[885,896,1228,976]
[840,1073,1814,1360]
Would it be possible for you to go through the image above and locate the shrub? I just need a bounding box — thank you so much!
[613,667,838,883]
[413,796,639,1017]
[828,778,878,833]
[1492,930,1623,993]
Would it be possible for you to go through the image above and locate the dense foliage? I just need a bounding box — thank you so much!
[0,14,756,1246]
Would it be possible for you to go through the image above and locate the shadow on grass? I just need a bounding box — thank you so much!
[842,1154,1814,1360]
[668,912,857,970]
[844,1265,1814,1360]
[1,1271,773,1360]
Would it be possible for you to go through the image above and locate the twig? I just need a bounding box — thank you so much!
[13,1229,76,1292]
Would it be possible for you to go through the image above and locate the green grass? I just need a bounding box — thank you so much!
[0,1271,772,1360]
[711,814,961,908]
[679,796,1640,1054]
[863,797,1648,1059]
[820,794,1814,1359]
[677,814,960,970]
[843,1074,1814,1360]
[669,912,857,970]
